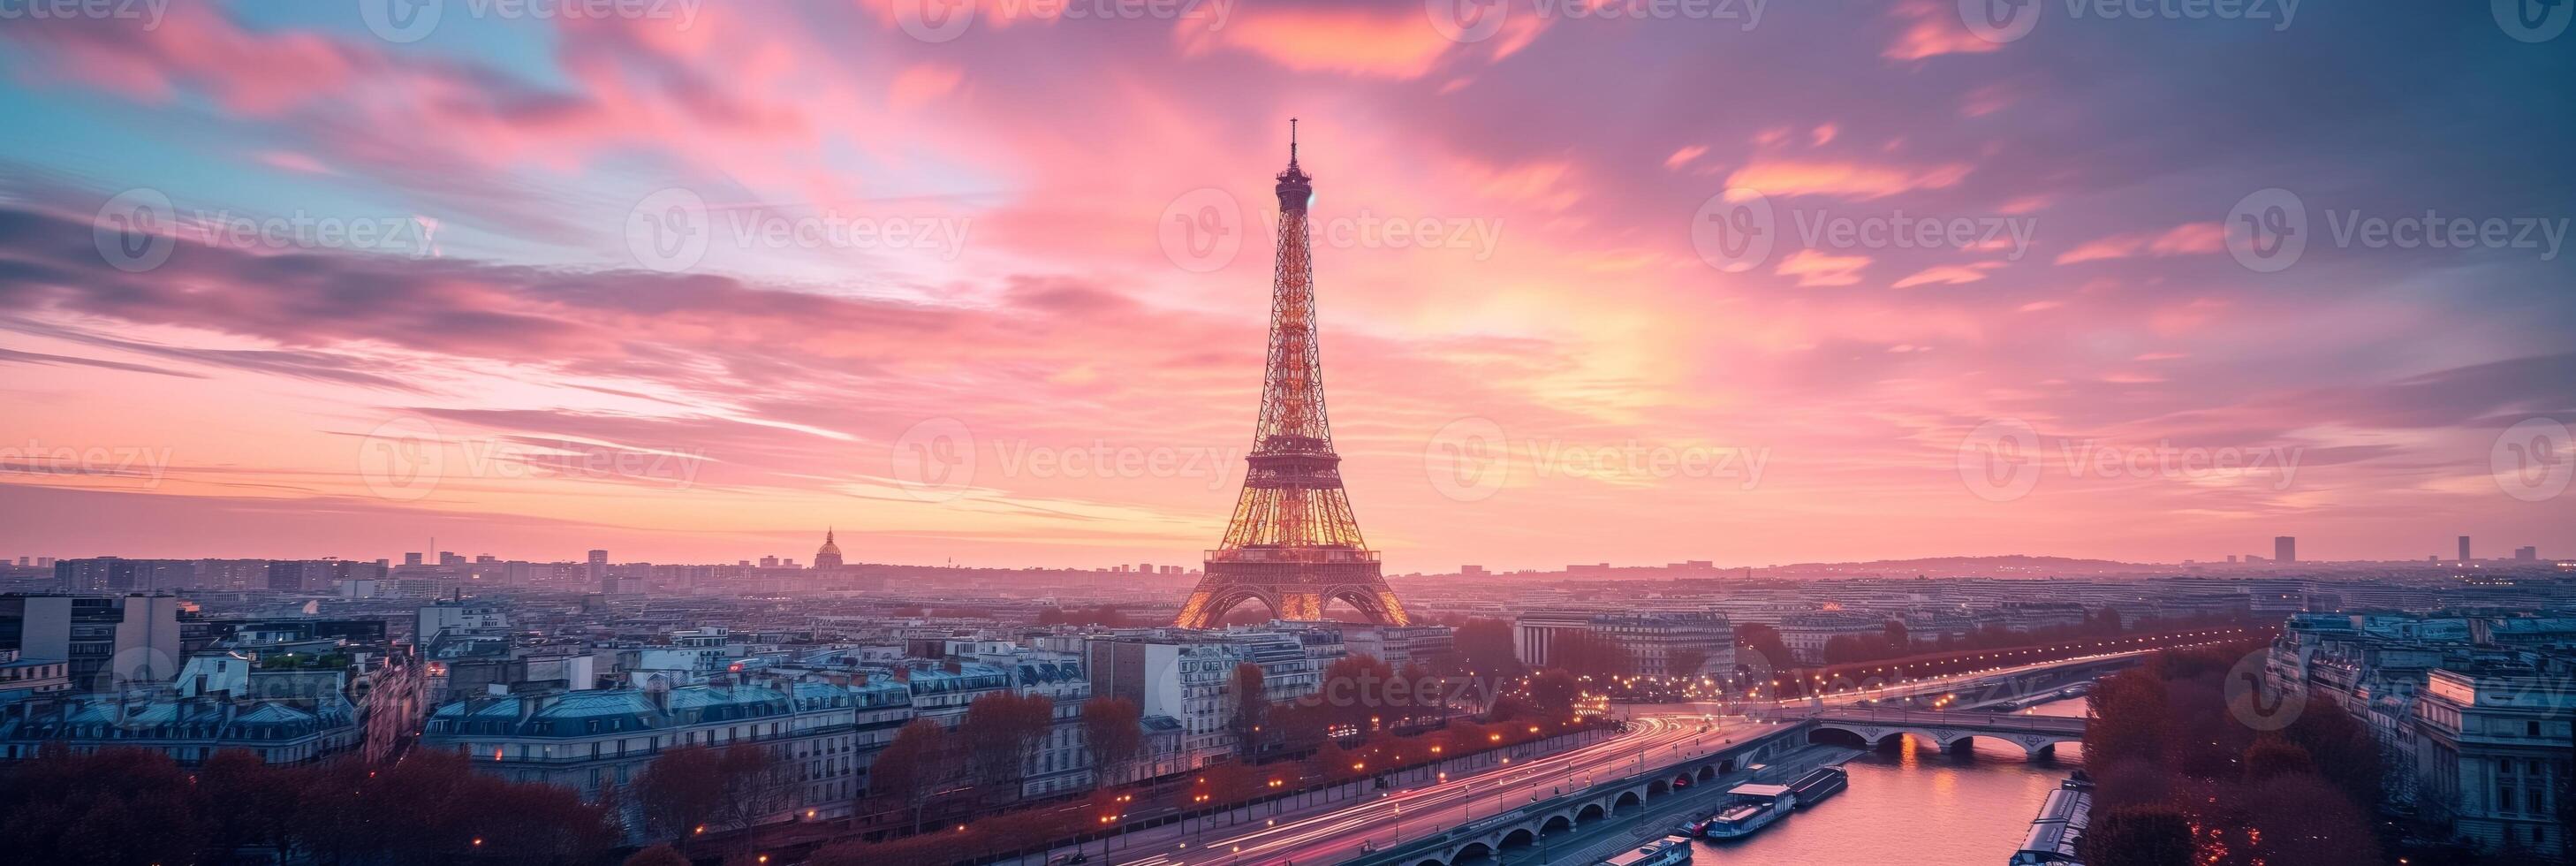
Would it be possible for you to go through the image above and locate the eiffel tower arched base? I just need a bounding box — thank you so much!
[1173,560,1411,628]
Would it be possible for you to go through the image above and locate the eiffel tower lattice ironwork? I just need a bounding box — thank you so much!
[1175,121,1413,629]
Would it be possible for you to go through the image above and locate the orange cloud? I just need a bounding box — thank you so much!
[2054,223,2226,264]
[1176,8,1460,79]
[889,64,964,110]
[1724,159,1972,199]
[1890,262,2002,288]
[1776,249,1872,286]
[1885,0,2004,61]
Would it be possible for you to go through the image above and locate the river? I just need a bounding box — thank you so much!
[1688,697,2089,865]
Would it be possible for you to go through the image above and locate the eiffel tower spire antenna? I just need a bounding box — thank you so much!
[1174,123,1410,629]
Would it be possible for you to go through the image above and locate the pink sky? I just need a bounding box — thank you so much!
[0,2,2569,570]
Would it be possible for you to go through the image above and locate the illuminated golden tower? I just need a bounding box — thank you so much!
[1174,121,1411,629]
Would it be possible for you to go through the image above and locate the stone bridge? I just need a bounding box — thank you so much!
[1799,708,2087,758]
[1341,725,1810,866]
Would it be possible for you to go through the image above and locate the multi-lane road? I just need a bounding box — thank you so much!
[1045,632,2255,866]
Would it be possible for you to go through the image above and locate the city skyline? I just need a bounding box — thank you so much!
[3,4,2572,571]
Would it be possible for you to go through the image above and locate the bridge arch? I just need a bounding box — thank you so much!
[1614,791,1641,810]
[1542,814,1572,833]
[1646,779,1670,796]
[1452,841,1496,864]
[1695,764,1716,782]
[1578,802,1606,822]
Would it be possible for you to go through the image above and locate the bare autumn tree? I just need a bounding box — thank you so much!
[2080,804,2194,866]
[637,744,729,851]
[869,718,954,832]
[960,692,1055,804]
[1229,662,1270,759]
[622,845,692,866]
[1080,696,1145,786]
[707,745,785,847]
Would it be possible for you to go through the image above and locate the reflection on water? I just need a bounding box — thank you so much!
[1693,698,2088,866]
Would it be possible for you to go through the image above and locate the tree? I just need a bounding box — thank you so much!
[1547,630,1631,678]
[960,692,1055,803]
[197,747,298,862]
[1451,618,1520,676]
[1080,695,1144,787]
[1524,670,1582,720]
[2240,736,2313,782]
[0,745,205,866]
[870,718,954,832]
[1734,623,1792,677]
[624,845,693,866]
[2080,804,2195,866]
[707,745,784,847]
[638,744,731,850]
[1229,662,1270,759]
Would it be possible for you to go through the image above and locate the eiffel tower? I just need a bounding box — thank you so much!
[1174,121,1412,629]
